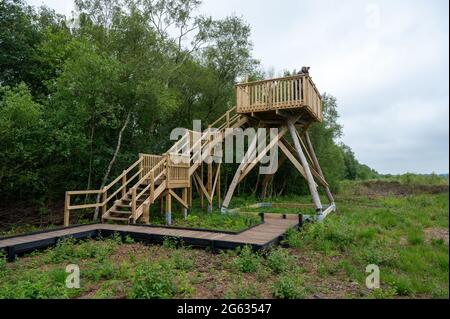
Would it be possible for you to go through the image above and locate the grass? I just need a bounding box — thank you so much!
[0,181,448,299]
[150,209,261,232]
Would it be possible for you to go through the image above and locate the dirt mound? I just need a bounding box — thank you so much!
[353,181,448,197]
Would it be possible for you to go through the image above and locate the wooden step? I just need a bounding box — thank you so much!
[110,210,132,215]
[103,216,130,222]
[115,203,131,208]
[121,197,145,204]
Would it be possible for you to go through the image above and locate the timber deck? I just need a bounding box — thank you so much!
[0,214,299,261]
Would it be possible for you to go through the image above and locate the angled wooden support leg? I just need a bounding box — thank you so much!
[286,118,323,215]
[304,131,335,205]
[216,164,221,208]
[221,132,259,212]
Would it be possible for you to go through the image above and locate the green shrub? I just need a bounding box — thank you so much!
[130,262,178,299]
[84,260,115,281]
[162,237,179,249]
[124,235,135,244]
[0,268,81,299]
[43,237,118,264]
[153,211,260,232]
[301,221,355,252]
[284,228,303,249]
[366,287,398,299]
[225,282,261,299]
[407,231,424,246]
[0,250,6,273]
[234,246,261,273]
[171,249,194,271]
[272,273,307,299]
[266,247,295,273]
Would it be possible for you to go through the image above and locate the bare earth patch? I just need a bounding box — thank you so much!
[424,228,449,245]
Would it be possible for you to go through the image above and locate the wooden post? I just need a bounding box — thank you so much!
[143,202,150,224]
[139,153,144,179]
[304,131,334,204]
[64,192,70,227]
[287,119,322,212]
[102,190,107,220]
[182,188,188,219]
[121,170,127,197]
[188,177,193,208]
[150,170,155,201]
[165,191,172,225]
[131,187,137,224]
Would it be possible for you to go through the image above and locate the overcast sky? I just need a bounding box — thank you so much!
[27,0,449,174]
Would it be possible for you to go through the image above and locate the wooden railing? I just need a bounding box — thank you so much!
[64,107,244,226]
[235,74,322,121]
[64,154,164,226]
[140,154,163,178]
[131,156,167,222]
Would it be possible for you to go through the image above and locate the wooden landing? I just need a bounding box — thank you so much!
[0,214,299,261]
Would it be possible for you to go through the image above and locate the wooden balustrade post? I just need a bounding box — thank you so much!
[64,192,70,226]
[121,170,127,197]
[102,190,107,220]
[166,155,170,188]
[188,176,193,208]
[139,153,144,179]
[150,170,155,203]
[143,202,150,224]
[131,188,137,224]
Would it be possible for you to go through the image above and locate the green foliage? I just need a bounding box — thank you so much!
[42,236,119,264]
[234,245,261,273]
[284,228,303,249]
[301,220,356,252]
[152,210,260,232]
[366,287,398,299]
[0,266,81,299]
[0,250,6,274]
[266,247,295,274]
[0,191,447,299]
[225,282,261,299]
[340,143,379,181]
[272,273,307,299]
[171,249,195,271]
[130,261,188,299]
[382,172,448,186]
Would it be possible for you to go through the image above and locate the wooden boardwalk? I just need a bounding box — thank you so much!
[0,214,299,261]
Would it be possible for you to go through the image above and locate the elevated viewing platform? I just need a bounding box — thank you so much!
[235,74,322,123]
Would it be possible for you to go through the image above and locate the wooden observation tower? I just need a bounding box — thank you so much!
[221,70,336,220]
[63,69,335,226]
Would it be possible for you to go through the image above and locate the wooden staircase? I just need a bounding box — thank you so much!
[64,106,247,226]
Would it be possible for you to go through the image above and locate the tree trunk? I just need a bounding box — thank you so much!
[93,111,132,221]
[86,123,96,191]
